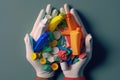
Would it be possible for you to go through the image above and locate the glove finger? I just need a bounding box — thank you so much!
[64,3,70,14]
[30,9,45,37]
[85,34,93,61]
[70,8,88,35]
[60,7,65,14]
[46,4,52,15]
[24,34,34,61]
[33,4,53,41]
[52,9,58,17]
[33,15,51,41]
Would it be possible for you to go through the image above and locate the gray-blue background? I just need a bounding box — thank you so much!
[0,0,120,80]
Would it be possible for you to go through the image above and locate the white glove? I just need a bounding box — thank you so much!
[24,4,58,78]
[60,4,93,78]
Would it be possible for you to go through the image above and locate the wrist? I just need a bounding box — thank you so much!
[64,76,85,80]
[36,76,53,80]
[36,71,54,78]
[63,71,84,78]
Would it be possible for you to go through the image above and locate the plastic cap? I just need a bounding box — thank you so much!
[42,52,51,58]
[43,64,52,72]
[53,31,61,40]
[31,53,37,60]
[40,58,47,64]
[47,56,55,63]
[51,63,59,71]
[54,57,61,62]
[50,40,57,47]
[52,47,59,55]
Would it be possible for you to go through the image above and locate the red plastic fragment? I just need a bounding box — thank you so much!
[79,52,87,59]
[58,50,67,60]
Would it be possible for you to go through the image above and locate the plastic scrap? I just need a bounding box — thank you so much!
[40,58,47,64]
[47,56,55,63]
[31,53,37,60]
[30,12,86,72]
[42,46,52,52]
[34,31,49,52]
[70,28,82,55]
[51,63,59,71]
[52,47,59,55]
[79,52,87,59]
[43,64,52,72]
[48,13,65,32]
[58,50,67,60]
[53,31,61,40]
[72,57,79,64]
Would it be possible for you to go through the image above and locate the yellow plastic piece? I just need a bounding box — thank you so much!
[70,28,82,55]
[37,53,41,58]
[51,63,59,71]
[50,40,57,47]
[31,53,37,60]
[48,14,65,32]
[40,58,47,64]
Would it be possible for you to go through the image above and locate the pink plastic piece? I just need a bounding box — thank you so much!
[65,35,71,48]
[58,50,67,60]
[79,53,87,59]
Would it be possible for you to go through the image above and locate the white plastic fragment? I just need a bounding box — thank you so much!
[42,53,51,58]
[52,47,59,55]
[53,31,61,40]
[47,56,55,63]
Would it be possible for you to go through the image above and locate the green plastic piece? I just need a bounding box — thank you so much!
[42,46,52,52]
[54,57,61,62]
[43,64,52,72]
[58,20,67,28]
[66,49,72,55]
[48,31,55,41]
[57,38,62,46]
[72,58,79,64]
[57,36,66,46]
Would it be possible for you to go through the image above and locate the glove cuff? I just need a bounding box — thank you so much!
[64,76,85,80]
[35,76,53,80]
[36,71,54,78]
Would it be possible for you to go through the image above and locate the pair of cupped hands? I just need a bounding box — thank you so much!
[24,3,92,79]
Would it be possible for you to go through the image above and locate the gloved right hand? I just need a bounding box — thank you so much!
[24,4,58,78]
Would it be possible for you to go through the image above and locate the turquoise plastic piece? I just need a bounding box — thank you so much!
[54,57,61,62]
[66,48,72,55]
[42,46,52,52]
[48,31,55,41]
[72,57,79,64]
[43,64,52,72]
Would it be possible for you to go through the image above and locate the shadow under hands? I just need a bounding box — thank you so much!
[53,64,62,80]
[76,10,108,80]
